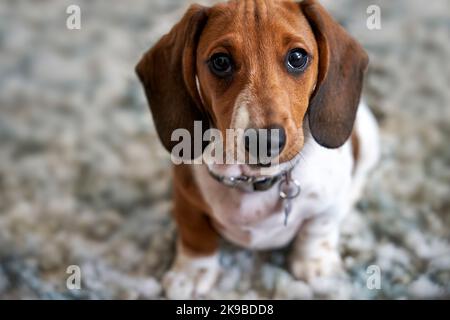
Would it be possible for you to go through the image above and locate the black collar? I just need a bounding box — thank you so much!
[207,167,285,192]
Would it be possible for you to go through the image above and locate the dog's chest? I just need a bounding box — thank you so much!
[193,140,353,250]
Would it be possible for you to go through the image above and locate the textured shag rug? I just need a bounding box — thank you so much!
[0,0,449,299]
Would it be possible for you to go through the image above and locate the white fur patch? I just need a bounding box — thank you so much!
[194,101,379,251]
[195,129,353,250]
[195,76,207,107]
[230,87,252,130]
[163,243,220,299]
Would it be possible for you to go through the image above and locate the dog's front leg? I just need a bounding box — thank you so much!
[289,212,344,281]
[163,170,220,299]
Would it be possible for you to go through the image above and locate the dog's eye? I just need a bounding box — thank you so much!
[209,53,233,77]
[286,49,309,73]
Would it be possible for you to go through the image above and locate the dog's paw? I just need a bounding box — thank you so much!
[163,252,220,299]
[289,251,342,281]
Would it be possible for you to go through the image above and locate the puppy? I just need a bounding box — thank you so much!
[136,0,379,299]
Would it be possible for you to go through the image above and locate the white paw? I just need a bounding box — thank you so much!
[290,251,342,281]
[163,251,220,299]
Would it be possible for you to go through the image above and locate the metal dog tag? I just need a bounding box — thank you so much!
[283,199,292,226]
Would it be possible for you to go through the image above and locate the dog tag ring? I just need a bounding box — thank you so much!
[279,173,301,226]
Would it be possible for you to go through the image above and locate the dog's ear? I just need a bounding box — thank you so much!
[300,0,369,148]
[136,5,209,157]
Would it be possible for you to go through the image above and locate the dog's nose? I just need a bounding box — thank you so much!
[244,125,286,164]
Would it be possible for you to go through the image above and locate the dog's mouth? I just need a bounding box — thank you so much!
[206,153,300,181]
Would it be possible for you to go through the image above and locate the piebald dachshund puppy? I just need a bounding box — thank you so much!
[136,0,379,299]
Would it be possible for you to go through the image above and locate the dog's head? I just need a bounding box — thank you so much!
[136,0,368,172]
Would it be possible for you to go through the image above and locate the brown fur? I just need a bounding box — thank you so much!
[301,0,369,148]
[351,130,360,173]
[135,5,210,159]
[196,0,319,162]
[172,164,218,256]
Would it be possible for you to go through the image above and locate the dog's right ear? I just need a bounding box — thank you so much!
[136,5,209,158]
[300,0,369,149]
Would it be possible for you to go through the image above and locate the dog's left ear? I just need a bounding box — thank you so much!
[300,0,369,148]
[135,5,209,158]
